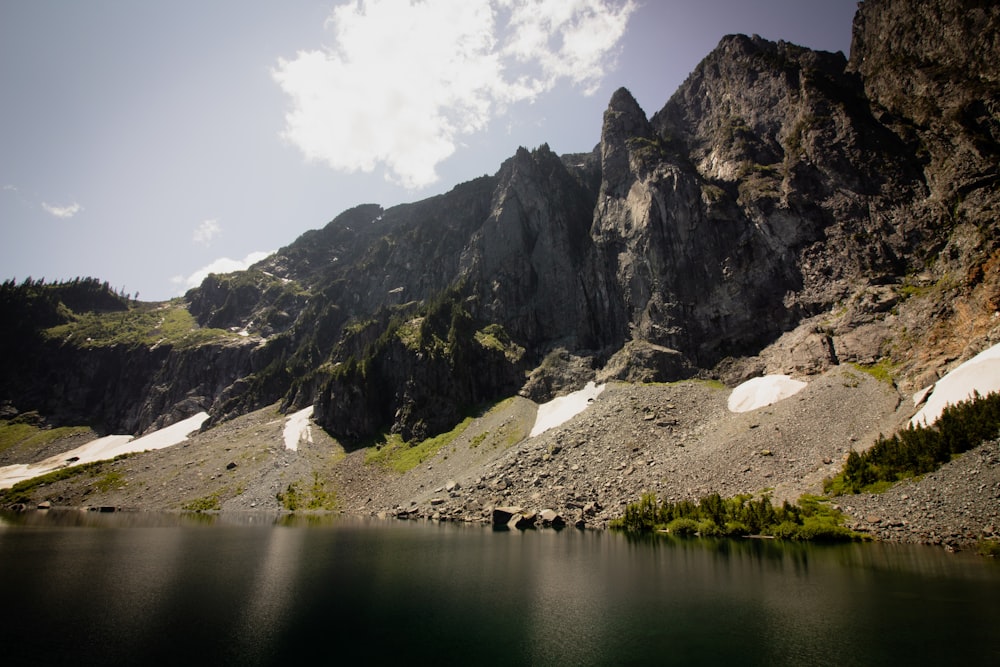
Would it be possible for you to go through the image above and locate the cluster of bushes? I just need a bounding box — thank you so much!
[825,391,1000,495]
[276,473,338,512]
[611,491,861,542]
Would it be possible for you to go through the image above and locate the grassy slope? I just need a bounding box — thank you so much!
[45,300,236,349]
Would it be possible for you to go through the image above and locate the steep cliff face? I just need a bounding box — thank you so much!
[840,0,1000,383]
[312,292,526,443]
[1,327,262,436]
[598,34,928,369]
[592,84,808,365]
[459,145,602,349]
[850,0,999,203]
[3,0,997,446]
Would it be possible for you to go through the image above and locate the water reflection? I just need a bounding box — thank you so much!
[0,512,998,665]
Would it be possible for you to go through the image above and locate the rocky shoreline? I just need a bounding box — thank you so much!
[836,439,1000,550]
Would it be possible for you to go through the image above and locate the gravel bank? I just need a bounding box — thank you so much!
[836,439,1000,550]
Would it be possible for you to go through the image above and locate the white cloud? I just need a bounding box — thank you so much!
[503,0,636,95]
[42,201,83,218]
[193,219,222,246]
[272,0,635,189]
[172,250,273,292]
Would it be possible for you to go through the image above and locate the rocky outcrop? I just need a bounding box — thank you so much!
[849,0,1000,205]
[634,35,923,365]
[459,145,601,349]
[313,292,527,444]
[187,271,308,337]
[22,338,263,435]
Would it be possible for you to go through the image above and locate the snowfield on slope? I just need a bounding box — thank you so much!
[0,412,209,490]
[727,375,808,413]
[911,342,1000,427]
[283,406,314,451]
[530,381,606,437]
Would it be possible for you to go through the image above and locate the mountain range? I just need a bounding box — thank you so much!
[1,0,998,540]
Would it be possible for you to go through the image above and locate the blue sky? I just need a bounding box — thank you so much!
[0,1,858,301]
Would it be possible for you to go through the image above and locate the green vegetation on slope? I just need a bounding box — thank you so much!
[0,455,133,506]
[316,286,525,444]
[824,391,1000,495]
[0,415,92,456]
[611,492,864,542]
[850,359,897,385]
[365,416,475,473]
[183,492,222,512]
[45,300,236,349]
[2,276,236,350]
[276,473,338,511]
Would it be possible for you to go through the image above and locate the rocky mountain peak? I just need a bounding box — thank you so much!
[598,87,655,195]
[604,87,650,137]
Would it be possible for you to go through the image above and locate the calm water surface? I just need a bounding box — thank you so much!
[1,510,998,665]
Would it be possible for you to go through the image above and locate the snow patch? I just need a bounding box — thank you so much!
[728,375,808,413]
[283,406,314,451]
[0,412,209,490]
[530,381,605,438]
[910,343,1000,427]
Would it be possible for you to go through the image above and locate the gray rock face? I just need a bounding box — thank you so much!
[459,145,602,349]
[850,0,1000,205]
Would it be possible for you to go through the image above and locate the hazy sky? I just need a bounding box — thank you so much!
[0,0,858,301]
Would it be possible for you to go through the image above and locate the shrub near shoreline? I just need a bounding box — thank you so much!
[610,491,863,542]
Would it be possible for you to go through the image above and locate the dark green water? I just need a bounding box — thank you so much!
[1,511,998,666]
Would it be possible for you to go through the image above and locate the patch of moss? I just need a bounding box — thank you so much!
[366,417,474,473]
[394,317,422,350]
[850,359,897,385]
[183,493,221,512]
[474,324,524,362]
[701,183,727,203]
[626,135,669,162]
[0,456,132,505]
[343,318,377,335]
[0,420,92,456]
[976,539,1000,557]
[276,473,337,511]
[93,471,125,493]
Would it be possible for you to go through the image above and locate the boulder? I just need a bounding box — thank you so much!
[538,508,566,528]
[509,510,537,530]
[492,506,524,528]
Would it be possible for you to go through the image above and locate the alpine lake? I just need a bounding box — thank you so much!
[1,510,998,666]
